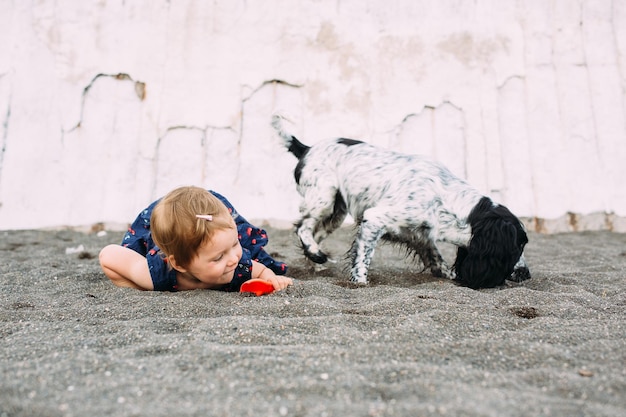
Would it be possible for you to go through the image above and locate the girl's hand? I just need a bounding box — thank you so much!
[251,260,293,291]
[266,275,293,291]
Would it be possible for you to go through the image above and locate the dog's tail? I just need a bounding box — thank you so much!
[271,114,310,160]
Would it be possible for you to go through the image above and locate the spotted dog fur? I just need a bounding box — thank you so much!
[272,115,531,289]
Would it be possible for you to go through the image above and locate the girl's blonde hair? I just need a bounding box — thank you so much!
[150,186,235,268]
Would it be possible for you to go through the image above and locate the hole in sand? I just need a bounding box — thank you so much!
[510,306,539,319]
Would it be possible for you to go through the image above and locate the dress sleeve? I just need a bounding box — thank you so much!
[121,199,160,257]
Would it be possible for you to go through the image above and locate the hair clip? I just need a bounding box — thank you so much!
[195,214,213,221]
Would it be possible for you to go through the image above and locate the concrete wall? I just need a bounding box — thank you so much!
[1,0,625,232]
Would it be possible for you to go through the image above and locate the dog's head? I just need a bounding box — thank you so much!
[453,197,528,289]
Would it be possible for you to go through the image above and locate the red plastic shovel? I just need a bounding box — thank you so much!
[239,279,275,296]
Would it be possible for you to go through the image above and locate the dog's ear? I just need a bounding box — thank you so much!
[454,203,523,289]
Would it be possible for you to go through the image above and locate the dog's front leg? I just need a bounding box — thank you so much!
[510,254,531,282]
[419,240,455,280]
[296,217,329,264]
[349,208,389,284]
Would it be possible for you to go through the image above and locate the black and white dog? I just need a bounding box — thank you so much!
[272,115,531,289]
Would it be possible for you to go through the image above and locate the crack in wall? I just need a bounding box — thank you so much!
[0,71,9,209]
[395,100,464,127]
[63,72,146,135]
[579,2,606,174]
[611,1,626,91]
[495,74,536,216]
[0,95,10,209]
[391,101,466,171]
[238,79,303,139]
[152,124,235,197]
[234,79,303,184]
[153,125,209,198]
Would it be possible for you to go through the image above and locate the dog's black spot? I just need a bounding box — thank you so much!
[337,138,364,146]
[288,135,310,159]
[294,159,306,184]
[334,191,347,212]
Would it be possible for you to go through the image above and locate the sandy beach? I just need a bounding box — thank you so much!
[1,226,625,416]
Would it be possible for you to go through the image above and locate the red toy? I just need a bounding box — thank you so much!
[239,279,275,296]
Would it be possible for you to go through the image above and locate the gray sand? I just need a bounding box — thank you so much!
[1,227,625,416]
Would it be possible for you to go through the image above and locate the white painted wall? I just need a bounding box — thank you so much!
[1,0,625,232]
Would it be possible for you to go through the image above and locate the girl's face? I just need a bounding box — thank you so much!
[179,227,242,288]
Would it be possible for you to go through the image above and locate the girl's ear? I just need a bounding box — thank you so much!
[168,255,187,273]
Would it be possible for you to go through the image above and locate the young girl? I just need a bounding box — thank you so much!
[99,186,293,292]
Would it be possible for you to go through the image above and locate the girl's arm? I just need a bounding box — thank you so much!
[99,245,154,290]
[251,260,293,291]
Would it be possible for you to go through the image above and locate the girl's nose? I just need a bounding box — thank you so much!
[227,251,239,266]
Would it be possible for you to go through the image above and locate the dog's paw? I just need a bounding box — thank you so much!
[348,278,369,286]
[431,266,456,280]
[304,248,328,264]
[348,272,369,285]
[509,266,531,282]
